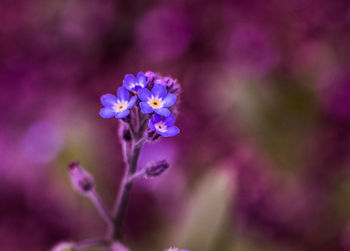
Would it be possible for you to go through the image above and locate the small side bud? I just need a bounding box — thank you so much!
[51,242,75,251]
[146,129,161,142]
[145,71,157,82]
[145,71,162,89]
[68,161,94,194]
[122,129,132,141]
[145,160,169,177]
[119,123,133,142]
[165,248,191,251]
[108,242,130,251]
[163,77,181,95]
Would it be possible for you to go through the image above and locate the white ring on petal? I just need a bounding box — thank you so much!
[113,100,129,112]
[148,95,164,109]
[154,121,168,133]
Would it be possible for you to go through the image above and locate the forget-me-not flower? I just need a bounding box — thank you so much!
[99,86,137,119]
[123,72,148,93]
[165,248,191,251]
[138,84,176,116]
[148,114,179,137]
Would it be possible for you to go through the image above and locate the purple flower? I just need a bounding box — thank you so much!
[138,84,176,116]
[51,241,75,251]
[99,86,137,119]
[109,242,130,251]
[148,114,179,137]
[123,72,149,93]
[165,248,191,251]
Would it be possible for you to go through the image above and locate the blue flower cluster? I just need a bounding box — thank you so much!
[99,72,180,137]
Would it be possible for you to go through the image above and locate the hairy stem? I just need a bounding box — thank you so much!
[108,112,147,241]
[127,168,146,183]
[88,190,113,232]
[109,116,146,241]
[110,141,143,240]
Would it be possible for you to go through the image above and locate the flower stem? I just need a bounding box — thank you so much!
[127,168,146,184]
[109,114,147,241]
[110,141,143,240]
[88,190,113,232]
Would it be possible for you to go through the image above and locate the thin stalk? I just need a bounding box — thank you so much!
[88,190,113,232]
[127,169,146,184]
[109,110,147,241]
[110,141,143,240]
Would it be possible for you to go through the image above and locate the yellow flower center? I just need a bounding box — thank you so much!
[149,98,162,108]
[114,101,128,112]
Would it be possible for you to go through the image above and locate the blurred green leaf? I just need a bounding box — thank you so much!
[173,170,234,251]
[232,80,319,172]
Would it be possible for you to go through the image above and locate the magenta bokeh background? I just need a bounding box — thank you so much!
[1,0,350,250]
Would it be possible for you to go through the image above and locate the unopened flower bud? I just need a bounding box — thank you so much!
[163,77,181,95]
[146,129,161,142]
[122,129,132,141]
[145,71,157,82]
[165,248,191,251]
[51,241,75,251]
[145,160,169,177]
[119,123,133,142]
[145,71,163,89]
[68,161,94,194]
[108,242,130,251]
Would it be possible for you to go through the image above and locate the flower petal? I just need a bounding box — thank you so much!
[101,94,118,107]
[163,114,175,126]
[99,108,115,118]
[137,72,148,87]
[123,74,137,91]
[117,86,130,101]
[152,114,162,123]
[161,126,180,137]
[148,120,156,131]
[152,84,167,99]
[138,88,152,102]
[163,94,176,107]
[154,107,170,116]
[115,110,130,118]
[127,96,137,109]
[140,102,153,114]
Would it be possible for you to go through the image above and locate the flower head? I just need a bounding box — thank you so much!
[148,114,179,137]
[123,72,148,93]
[139,84,176,116]
[165,248,190,251]
[109,242,130,251]
[51,241,75,251]
[99,86,137,119]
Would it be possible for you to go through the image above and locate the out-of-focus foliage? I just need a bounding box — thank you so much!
[173,170,233,251]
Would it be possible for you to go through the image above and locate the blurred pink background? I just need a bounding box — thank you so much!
[1,0,350,250]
